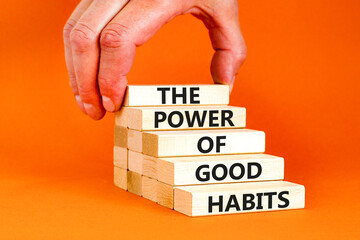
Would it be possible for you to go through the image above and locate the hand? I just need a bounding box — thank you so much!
[63,0,247,120]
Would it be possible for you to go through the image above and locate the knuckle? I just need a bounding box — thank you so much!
[69,23,96,52]
[100,24,130,49]
[63,19,76,40]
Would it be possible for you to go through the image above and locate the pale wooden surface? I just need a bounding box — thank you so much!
[114,106,127,127]
[128,150,143,174]
[114,167,127,190]
[157,154,284,185]
[114,126,127,148]
[127,171,142,196]
[128,129,142,152]
[113,146,127,169]
[142,154,157,179]
[116,106,246,131]
[142,129,265,157]
[113,86,304,217]
[157,181,174,209]
[142,176,157,202]
[174,181,305,216]
[123,85,229,106]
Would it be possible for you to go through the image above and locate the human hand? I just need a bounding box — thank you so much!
[63,0,247,120]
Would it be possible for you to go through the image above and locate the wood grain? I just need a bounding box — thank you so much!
[174,181,305,216]
[142,176,157,202]
[113,146,127,169]
[157,154,284,185]
[114,126,127,148]
[142,129,265,157]
[115,106,246,131]
[127,171,142,196]
[114,167,127,190]
[123,85,229,106]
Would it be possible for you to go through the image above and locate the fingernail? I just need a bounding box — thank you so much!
[75,95,82,105]
[75,95,86,114]
[83,103,97,116]
[102,96,116,112]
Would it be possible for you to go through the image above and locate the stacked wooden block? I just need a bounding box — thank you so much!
[114,85,305,216]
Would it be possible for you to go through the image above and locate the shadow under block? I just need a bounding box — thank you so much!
[157,154,284,185]
[174,181,305,216]
[114,146,128,169]
[115,106,246,131]
[127,171,142,196]
[142,129,265,157]
[142,176,157,202]
[123,85,229,107]
[114,167,127,190]
[114,126,128,148]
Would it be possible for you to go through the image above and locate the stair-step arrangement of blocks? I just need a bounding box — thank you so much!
[113,85,305,216]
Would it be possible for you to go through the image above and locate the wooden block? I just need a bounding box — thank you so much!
[127,151,157,178]
[174,181,305,216]
[113,146,128,169]
[114,167,127,190]
[114,126,127,148]
[127,171,142,196]
[157,154,284,185]
[128,150,143,174]
[142,154,157,179]
[128,129,142,152]
[157,181,174,209]
[142,129,265,157]
[114,106,127,127]
[117,106,246,131]
[142,176,158,202]
[123,85,229,106]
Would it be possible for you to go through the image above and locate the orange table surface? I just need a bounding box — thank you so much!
[0,0,359,239]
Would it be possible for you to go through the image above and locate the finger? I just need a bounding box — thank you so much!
[98,0,187,112]
[192,0,247,92]
[63,0,93,114]
[70,0,130,119]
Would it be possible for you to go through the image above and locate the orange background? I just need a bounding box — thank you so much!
[1,0,359,239]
